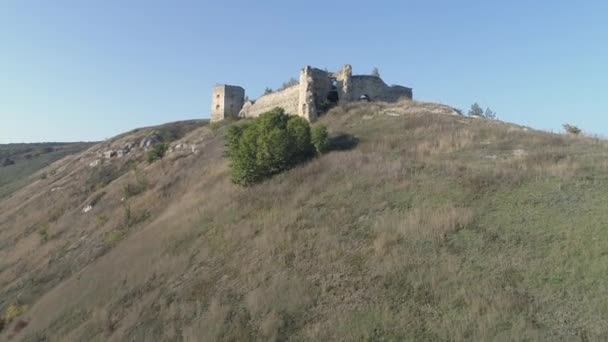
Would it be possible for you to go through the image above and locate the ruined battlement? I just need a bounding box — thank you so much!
[211,64,413,122]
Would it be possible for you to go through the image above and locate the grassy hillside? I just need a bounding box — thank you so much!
[0,142,95,199]
[2,101,608,341]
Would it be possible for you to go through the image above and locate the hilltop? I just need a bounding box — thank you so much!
[2,101,608,341]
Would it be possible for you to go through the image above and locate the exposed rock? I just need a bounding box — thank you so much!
[139,133,162,150]
[102,151,116,159]
[513,149,528,158]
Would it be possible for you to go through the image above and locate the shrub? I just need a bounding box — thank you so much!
[1,158,15,167]
[38,224,49,243]
[563,124,581,135]
[311,125,329,154]
[5,304,28,323]
[226,107,321,185]
[287,116,314,163]
[147,143,169,163]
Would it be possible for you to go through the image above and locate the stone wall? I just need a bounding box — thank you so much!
[214,64,413,122]
[308,68,333,109]
[211,85,245,122]
[350,76,412,102]
[335,64,353,103]
[239,84,300,118]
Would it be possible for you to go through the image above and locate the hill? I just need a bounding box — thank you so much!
[0,142,96,199]
[1,101,608,341]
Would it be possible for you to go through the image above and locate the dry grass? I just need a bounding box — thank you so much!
[373,206,474,257]
[2,102,608,340]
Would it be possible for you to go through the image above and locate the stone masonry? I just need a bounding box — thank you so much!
[211,64,413,122]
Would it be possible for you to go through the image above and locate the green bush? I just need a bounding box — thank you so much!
[311,125,329,154]
[226,107,320,185]
[147,143,169,163]
[563,124,581,135]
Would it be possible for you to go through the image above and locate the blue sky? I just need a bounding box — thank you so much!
[1,1,607,143]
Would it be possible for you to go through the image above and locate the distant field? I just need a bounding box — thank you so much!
[0,142,95,198]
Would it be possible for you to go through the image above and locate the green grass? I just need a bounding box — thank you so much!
[0,142,94,198]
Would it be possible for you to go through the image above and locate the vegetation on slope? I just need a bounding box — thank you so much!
[226,107,328,185]
[0,142,95,199]
[2,101,608,340]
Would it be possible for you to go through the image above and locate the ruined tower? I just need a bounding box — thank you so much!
[211,85,245,122]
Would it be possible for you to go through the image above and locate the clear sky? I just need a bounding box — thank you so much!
[1,1,607,143]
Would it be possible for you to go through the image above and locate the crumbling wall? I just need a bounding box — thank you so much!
[240,85,300,118]
[309,68,333,109]
[350,76,412,102]
[334,64,353,103]
[386,85,413,102]
[215,64,413,122]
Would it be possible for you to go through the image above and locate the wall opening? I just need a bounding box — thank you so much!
[359,94,371,102]
[327,90,339,104]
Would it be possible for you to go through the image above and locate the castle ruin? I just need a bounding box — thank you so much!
[211,64,413,122]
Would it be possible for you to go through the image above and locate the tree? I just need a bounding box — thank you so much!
[371,67,380,77]
[468,103,484,117]
[484,107,497,119]
[287,116,314,163]
[311,125,329,154]
[226,107,325,185]
[468,102,497,119]
[563,124,581,135]
[263,87,273,95]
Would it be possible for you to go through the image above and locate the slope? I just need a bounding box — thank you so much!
[2,101,608,341]
[0,142,95,199]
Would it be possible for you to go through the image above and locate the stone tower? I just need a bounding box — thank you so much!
[211,85,245,122]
